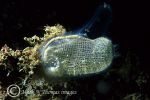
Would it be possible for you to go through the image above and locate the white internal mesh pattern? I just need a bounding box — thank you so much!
[40,35,113,76]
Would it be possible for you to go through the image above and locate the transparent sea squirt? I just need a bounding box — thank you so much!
[39,3,113,77]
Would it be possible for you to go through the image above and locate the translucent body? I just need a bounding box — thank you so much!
[39,3,113,77]
[40,35,113,77]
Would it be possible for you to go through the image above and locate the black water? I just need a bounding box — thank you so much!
[0,0,149,99]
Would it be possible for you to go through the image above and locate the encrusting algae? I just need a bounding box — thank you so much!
[0,24,67,99]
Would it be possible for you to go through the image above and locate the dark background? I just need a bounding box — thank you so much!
[0,0,149,99]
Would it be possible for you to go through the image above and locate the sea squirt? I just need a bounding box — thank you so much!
[39,3,113,77]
